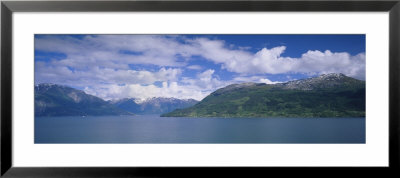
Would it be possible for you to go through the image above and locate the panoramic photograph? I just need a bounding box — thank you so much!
[34,34,365,143]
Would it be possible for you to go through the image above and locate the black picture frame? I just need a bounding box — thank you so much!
[1,0,399,177]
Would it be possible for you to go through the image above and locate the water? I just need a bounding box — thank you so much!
[35,115,365,143]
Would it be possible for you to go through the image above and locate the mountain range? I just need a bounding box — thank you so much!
[161,73,365,118]
[111,97,198,115]
[35,84,198,116]
[35,83,132,116]
[35,73,365,118]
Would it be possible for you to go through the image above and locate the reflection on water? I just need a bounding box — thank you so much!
[35,115,365,143]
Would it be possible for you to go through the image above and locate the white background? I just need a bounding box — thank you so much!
[13,12,389,167]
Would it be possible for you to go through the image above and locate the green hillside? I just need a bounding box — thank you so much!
[161,73,365,118]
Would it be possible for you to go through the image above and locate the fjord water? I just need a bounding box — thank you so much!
[35,115,365,143]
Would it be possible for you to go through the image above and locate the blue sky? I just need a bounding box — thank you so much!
[35,34,365,101]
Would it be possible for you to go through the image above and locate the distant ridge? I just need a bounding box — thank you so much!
[162,73,366,118]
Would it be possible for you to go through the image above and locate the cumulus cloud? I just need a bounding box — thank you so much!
[248,47,365,80]
[35,61,182,87]
[233,76,281,84]
[259,78,281,84]
[182,70,230,90]
[185,38,366,80]
[84,82,210,101]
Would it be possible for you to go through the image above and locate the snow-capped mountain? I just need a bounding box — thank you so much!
[113,97,199,115]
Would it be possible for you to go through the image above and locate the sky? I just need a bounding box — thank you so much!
[34,34,365,101]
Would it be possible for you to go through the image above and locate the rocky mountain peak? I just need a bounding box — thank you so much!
[279,73,362,90]
[318,73,346,80]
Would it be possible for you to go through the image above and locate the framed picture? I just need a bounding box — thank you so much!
[1,0,399,177]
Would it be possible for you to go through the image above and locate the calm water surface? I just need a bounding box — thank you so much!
[35,115,365,143]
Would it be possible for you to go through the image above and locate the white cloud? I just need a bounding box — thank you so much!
[181,69,231,91]
[187,65,202,70]
[233,76,281,84]
[249,48,365,80]
[259,78,281,84]
[84,82,212,101]
[35,61,182,87]
[187,40,366,80]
